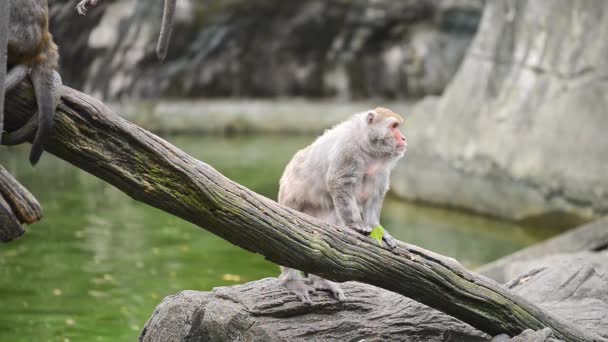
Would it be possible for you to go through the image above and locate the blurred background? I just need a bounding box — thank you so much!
[2,0,607,340]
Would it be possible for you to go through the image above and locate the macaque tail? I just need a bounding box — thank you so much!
[0,66,35,146]
[156,0,176,61]
[0,0,9,144]
[29,61,60,165]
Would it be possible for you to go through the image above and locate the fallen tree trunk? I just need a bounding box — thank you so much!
[2,79,604,341]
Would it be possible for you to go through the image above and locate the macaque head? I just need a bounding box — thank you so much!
[365,107,407,158]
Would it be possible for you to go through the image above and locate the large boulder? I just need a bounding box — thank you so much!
[491,328,562,342]
[48,0,482,100]
[503,251,608,334]
[140,279,487,342]
[140,251,608,341]
[392,0,608,221]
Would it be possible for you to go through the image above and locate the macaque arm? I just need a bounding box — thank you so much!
[363,170,397,248]
[327,158,369,234]
[362,170,390,227]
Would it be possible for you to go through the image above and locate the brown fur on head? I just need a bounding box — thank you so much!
[374,107,403,124]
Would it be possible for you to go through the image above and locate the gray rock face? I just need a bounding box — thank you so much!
[140,279,487,342]
[48,0,482,100]
[504,251,608,336]
[492,328,562,342]
[139,291,212,342]
[392,0,608,221]
[140,251,608,341]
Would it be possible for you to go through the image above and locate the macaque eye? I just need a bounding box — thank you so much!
[391,122,399,129]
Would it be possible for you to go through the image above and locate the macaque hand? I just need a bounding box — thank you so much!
[76,0,99,16]
[347,221,373,235]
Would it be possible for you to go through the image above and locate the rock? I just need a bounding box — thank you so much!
[392,0,608,221]
[504,251,608,337]
[139,291,212,342]
[113,99,414,134]
[48,0,482,100]
[478,216,608,282]
[492,328,562,342]
[140,251,608,341]
[139,279,488,342]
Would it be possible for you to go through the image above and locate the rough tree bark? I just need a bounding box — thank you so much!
[0,165,43,241]
[2,78,604,341]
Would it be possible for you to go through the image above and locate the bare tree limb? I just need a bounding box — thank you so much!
[2,79,605,341]
[0,164,42,241]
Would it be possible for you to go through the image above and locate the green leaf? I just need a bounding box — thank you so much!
[369,225,385,246]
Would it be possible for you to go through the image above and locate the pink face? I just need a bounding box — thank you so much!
[390,121,407,152]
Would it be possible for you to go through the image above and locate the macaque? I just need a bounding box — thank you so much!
[1,0,61,165]
[75,0,176,61]
[278,107,407,304]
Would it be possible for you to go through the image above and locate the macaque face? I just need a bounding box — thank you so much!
[390,120,407,154]
[367,113,407,158]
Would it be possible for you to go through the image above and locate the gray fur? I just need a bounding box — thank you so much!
[278,109,406,304]
[7,0,60,165]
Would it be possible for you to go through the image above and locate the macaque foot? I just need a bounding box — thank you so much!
[76,0,99,15]
[348,221,372,235]
[309,276,346,301]
[281,278,316,305]
[382,230,397,249]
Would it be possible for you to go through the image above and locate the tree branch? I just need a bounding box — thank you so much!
[0,164,42,241]
[2,79,604,341]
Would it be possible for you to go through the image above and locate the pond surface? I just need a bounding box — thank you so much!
[0,135,567,341]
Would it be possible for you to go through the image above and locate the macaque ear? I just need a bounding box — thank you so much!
[367,112,375,125]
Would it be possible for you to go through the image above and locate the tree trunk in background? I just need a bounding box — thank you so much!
[392,0,608,223]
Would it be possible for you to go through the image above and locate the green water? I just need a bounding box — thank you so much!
[0,135,565,342]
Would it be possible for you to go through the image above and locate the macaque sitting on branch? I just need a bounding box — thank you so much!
[278,107,407,304]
